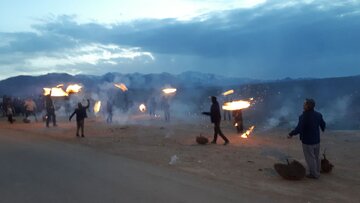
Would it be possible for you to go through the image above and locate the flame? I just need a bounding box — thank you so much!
[241,126,255,139]
[94,101,102,114]
[222,89,234,96]
[66,84,82,94]
[139,104,146,112]
[43,87,69,97]
[114,83,128,92]
[234,123,238,127]
[56,84,64,88]
[222,100,251,111]
[162,88,177,94]
[43,88,51,96]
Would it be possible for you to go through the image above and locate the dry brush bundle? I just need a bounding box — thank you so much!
[196,134,209,145]
[321,149,334,173]
[274,159,306,180]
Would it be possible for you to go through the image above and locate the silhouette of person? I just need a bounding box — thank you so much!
[203,96,229,145]
[148,97,157,117]
[69,99,90,137]
[232,109,244,133]
[161,97,170,122]
[45,94,56,127]
[6,103,15,124]
[288,98,326,179]
[106,99,113,124]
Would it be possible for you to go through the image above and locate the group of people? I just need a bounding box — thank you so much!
[3,92,327,179]
[203,96,326,180]
[1,96,42,124]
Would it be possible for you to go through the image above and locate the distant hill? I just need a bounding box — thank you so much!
[0,71,258,96]
[1,72,359,129]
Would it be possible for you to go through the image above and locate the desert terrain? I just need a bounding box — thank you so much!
[0,113,359,203]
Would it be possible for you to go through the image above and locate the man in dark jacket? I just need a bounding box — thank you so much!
[203,96,229,145]
[288,98,326,179]
[45,94,57,127]
[69,99,90,137]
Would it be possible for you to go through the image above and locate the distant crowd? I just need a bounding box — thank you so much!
[1,95,45,122]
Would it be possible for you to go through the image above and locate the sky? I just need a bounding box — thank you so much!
[0,0,359,80]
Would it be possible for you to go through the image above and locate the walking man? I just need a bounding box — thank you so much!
[203,96,229,145]
[288,99,326,179]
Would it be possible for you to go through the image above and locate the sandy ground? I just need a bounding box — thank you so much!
[1,114,359,203]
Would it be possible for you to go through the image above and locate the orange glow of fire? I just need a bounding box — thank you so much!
[66,84,83,94]
[222,89,234,96]
[139,104,146,112]
[114,83,128,92]
[222,100,251,111]
[162,88,177,94]
[241,126,255,139]
[94,101,101,114]
[56,84,64,88]
[43,87,69,97]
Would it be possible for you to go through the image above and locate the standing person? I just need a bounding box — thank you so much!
[203,96,229,145]
[161,97,170,122]
[69,99,90,137]
[232,109,244,134]
[24,98,38,122]
[6,103,15,124]
[106,99,113,124]
[45,94,57,127]
[288,98,326,179]
[148,97,157,117]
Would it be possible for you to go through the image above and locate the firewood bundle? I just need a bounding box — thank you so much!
[196,134,209,145]
[321,151,334,173]
[274,159,306,180]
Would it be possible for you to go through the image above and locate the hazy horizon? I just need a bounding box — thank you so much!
[2,70,360,82]
[1,0,359,80]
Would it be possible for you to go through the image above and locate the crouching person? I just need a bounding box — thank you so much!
[69,99,90,138]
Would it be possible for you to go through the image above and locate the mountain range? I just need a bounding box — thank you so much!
[0,71,258,96]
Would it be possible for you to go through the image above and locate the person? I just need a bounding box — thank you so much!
[69,99,90,137]
[45,94,57,127]
[6,103,15,123]
[148,97,157,117]
[203,96,229,145]
[24,98,38,122]
[288,98,326,179]
[106,99,113,124]
[161,97,170,122]
[232,109,244,133]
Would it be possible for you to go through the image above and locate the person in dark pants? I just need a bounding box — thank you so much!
[6,104,15,123]
[288,98,326,179]
[232,109,244,133]
[69,100,90,137]
[106,100,113,124]
[203,96,229,145]
[45,94,57,127]
[161,97,170,122]
[148,97,157,117]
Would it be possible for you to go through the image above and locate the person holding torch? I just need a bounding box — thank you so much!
[69,99,90,138]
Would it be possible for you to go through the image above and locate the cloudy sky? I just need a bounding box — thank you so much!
[0,0,359,80]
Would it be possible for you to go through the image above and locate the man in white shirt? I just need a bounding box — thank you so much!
[24,98,38,122]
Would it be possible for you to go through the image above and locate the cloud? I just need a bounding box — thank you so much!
[0,0,359,79]
[26,43,154,67]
